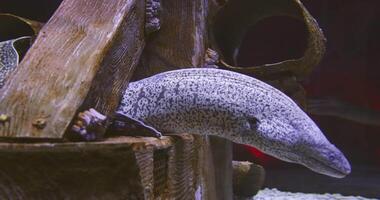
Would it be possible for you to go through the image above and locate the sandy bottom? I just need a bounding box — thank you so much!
[238,188,378,200]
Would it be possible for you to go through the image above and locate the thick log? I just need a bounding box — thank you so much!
[0,0,146,139]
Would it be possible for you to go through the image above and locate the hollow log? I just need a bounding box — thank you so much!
[0,0,146,139]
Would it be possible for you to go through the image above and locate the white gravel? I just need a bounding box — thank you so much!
[238,188,378,200]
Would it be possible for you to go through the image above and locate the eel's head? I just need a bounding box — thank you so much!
[247,113,351,178]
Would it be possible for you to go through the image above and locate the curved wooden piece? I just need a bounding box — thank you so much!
[213,0,326,79]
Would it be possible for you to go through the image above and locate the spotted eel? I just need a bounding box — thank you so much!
[113,67,351,178]
[1,19,349,179]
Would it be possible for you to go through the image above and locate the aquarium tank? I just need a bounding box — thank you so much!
[0,0,379,199]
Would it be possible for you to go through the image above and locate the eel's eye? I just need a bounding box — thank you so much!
[247,117,260,129]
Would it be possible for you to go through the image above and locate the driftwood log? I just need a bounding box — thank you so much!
[0,0,146,139]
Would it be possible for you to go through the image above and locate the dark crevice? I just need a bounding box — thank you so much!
[0,0,62,22]
[237,16,308,67]
[0,15,34,41]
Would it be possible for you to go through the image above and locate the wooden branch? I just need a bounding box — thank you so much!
[0,0,146,139]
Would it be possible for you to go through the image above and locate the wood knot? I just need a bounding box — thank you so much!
[0,114,10,123]
[32,118,47,129]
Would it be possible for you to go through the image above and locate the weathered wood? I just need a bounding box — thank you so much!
[0,136,174,199]
[0,0,146,139]
[195,136,218,200]
[210,137,233,200]
[0,134,212,199]
[166,134,198,200]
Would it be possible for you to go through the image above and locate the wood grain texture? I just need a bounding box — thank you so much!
[135,149,155,199]
[0,0,145,139]
[210,137,233,200]
[0,136,175,199]
[166,135,197,200]
[195,135,218,200]
[0,134,210,199]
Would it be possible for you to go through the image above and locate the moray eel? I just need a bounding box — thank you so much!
[115,68,351,178]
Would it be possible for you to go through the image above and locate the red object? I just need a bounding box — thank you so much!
[243,145,279,166]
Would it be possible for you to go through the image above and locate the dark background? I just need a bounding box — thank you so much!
[235,0,380,167]
[235,0,380,197]
[1,0,379,197]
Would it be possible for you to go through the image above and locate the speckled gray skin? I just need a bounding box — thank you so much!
[117,68,351,178]
[0,39,19,88]
[0,36,31,88]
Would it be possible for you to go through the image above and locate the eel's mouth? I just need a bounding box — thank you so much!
[304,155,351,178]
[298,145,352,179]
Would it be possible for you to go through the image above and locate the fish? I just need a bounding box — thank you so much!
[77,68,351,178]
